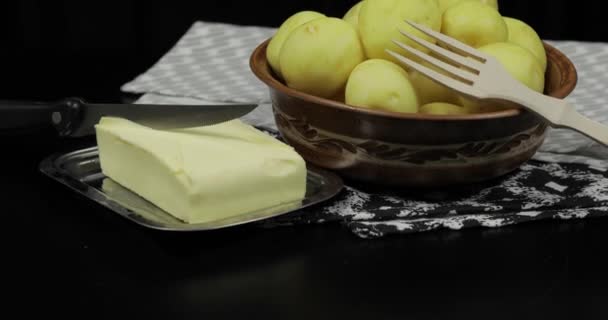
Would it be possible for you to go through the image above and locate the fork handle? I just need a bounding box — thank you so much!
[557,103,608,147]
[505,84,608,147]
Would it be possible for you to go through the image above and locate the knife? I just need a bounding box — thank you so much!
[0,97,257,137]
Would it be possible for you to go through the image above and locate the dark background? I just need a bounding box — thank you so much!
[0,0,604,103]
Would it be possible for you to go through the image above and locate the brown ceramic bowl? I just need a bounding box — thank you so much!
[250,39,577,187]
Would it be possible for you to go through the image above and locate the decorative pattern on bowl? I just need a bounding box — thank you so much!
[275,109,548,167]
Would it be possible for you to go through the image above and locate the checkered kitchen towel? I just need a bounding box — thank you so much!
[122,21,608,238]
[122,22,274,104]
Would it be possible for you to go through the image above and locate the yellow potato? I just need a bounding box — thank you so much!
[266,11,326,79]
[438,0,498,13]
[459,42,545,112]
[480,42,545,92]
[358,0,442,64]
[345,59,419,113]
[343,1,363,30]
[409,66,460,105]
[419,102,469,115]
[441,1,507,48]
[280,17,365,99]
[504,17,547,71]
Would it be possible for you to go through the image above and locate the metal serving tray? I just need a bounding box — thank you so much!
[39,147,343,231]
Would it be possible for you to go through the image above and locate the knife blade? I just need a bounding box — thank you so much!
[0,97,258,137]
[56,98,258,137]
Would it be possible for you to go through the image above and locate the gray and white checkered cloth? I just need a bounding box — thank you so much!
[122,21,275,104]
[122,21,608,166]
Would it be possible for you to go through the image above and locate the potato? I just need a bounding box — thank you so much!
[480,42,545,93]
[420,102,469,115]
[345,59,419,113]
[409,65,460,105]
[441,1,507,48]
[358,0,442,64]
[280,17,365,99]
[266,11,326,79]
[504,17,547,71]
[343,1,363,30]
[438,0,498,13]
[460,42,545,112]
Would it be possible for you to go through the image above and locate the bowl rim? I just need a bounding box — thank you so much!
[250,38,578,122]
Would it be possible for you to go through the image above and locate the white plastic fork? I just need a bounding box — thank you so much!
[386,20,608,147]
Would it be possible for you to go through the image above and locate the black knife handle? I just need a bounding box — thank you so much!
[0,97,84,136]
[50,97,85,137]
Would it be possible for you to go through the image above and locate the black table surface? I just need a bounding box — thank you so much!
[3,4,608,318]
[4,68,608,320]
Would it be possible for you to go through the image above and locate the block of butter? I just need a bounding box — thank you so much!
[94,117,307,224]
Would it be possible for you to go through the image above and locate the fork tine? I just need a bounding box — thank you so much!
[386,49,481,99]
[398,29,483,71]
[392,39,476,83]
[405,20,487,62]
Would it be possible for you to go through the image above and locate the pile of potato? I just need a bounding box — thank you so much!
[266,0,547,115]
